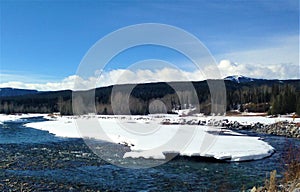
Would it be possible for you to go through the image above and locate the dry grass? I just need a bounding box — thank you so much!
[261,170,277,192]
[282,143,300,181]
[268,170,277,192]
[281,142,300,191]
[252,142,300,192]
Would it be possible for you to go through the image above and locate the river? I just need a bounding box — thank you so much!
[0,116,299,191]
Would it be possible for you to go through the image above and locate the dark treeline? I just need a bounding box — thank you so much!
[0,79,299,115]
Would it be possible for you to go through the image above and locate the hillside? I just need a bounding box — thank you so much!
[0,78,299,115]
[0,88,38,97]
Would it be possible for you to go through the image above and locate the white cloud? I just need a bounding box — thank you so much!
[0,75,95,91]
[0,68,206,91]
[213,35,299,79]
[95,68,206,87]
[0,59,299,91]
[217,59,299,79]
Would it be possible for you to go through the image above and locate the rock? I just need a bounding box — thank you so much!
[224,120,299,138]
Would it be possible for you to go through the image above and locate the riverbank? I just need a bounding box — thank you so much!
[1,113,299,139]
[224,120,300,138]
[1,115,300,191]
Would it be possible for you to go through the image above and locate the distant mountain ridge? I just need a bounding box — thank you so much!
[1,77,299,115]
[0,75,283,95]
[224,75,258,83]
[0,76,296,97]
[0,88,38,97]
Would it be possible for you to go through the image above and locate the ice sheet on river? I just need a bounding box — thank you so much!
[22,115,276,162]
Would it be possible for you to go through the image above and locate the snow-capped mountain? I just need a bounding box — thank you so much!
[224,75,256,83]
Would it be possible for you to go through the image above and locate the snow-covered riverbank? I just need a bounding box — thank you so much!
[0,113,47,124]
[12,114,281,162]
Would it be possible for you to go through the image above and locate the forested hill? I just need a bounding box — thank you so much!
[0,88,38,97]
[0,78,299,115]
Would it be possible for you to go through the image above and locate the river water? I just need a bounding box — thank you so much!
[0,117,299,191]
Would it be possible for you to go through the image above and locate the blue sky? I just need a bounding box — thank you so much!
[0,0,299,90]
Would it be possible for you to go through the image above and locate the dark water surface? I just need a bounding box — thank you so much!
[0,117,299,191]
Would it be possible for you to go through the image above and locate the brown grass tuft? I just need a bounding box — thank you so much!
[282,142,300,184]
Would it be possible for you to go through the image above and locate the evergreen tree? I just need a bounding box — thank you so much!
[297,97,300,116]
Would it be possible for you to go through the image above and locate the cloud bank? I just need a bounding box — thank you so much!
[218,60,299,79]
[0,60,299,91]
[0,68,206,91]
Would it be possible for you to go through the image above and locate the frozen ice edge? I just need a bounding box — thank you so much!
[123,134,275,162]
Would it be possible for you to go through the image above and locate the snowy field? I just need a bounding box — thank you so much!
[1,113,298,162]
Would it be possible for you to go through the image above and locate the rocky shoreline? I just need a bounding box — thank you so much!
[161,117,300,139]
[224,120,300,138]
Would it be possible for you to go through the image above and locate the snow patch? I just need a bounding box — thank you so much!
[0,113,47,124]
